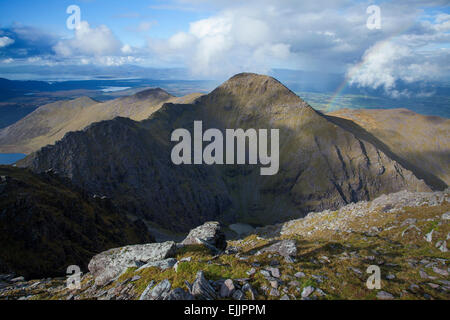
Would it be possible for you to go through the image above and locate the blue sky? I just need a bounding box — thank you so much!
[0,0,449,96]
[0,0,213,44]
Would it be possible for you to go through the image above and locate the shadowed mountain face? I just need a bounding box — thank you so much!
[328,108,449,188]
[20,73,432,233]
[0,88,202,154]
[0,166,154,279]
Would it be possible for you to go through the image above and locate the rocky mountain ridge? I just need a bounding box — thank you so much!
[328,108,449,188]
[0,88,202,154]
[19,73,433,234]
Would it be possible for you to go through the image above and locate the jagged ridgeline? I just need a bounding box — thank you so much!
[0,88,202,154]
[19,73,437,233]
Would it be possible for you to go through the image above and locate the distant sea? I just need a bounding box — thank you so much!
[0,153,26,165]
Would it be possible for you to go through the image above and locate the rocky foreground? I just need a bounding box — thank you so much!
[20,74,435,233]
[1,190,449,300]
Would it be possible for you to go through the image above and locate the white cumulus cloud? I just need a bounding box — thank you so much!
[140,0,450,84]
[347,11,450,97]
[147,10,295,77]
[348,42,411,92]
[54,21,122,58]
[0,36,14,48]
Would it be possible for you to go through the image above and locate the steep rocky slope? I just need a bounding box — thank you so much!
[20,73,431,233]
[0,89,202,154]
[328,108,449,188]
[1,190,448,300]
[0,166,154,279]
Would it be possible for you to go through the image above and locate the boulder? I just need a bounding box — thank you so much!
[269,288,280,296]
[232,290,244,300]
[270,280,279,289]
[241,283,256,300]
[425,230,433,242]
[432,266,448,276]
[246,268,256,276]
[408,284,420,293]
[164,288,194,300]
[257,240,297,258]
[182,221,227,251]
[190,271,217,300]
[88,241,177,286]
[11,276,25,283]
[140,279,172,300]
[266,267,281,278]
[260,270,271,278]
[316,288,326,296]
[0,274,15,281]
[137,258,177,271]
[139,281,155,300]
[149,279,172,300]
[301,286,315,298]
[437,241,448,252]
[219,279,235,298]
[376,291,394,300]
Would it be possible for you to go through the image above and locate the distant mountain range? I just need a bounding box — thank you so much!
[0,77,217,129]
[13,73,446,237]
[1,67,449,129]
[0,89,202,154]
[0,65,195,82]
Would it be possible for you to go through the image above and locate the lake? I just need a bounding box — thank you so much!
[0,153,26,165]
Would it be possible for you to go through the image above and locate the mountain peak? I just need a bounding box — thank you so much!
[133,87,172,100]
[70,96,99,106]
[21,74,433,235]
[200,73,306,112]
[221,73,291,92]
[227,72,275,81]
[73,96,97,102]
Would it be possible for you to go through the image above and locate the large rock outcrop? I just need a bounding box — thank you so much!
[182,221,227,251]
[88,241,177,286]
